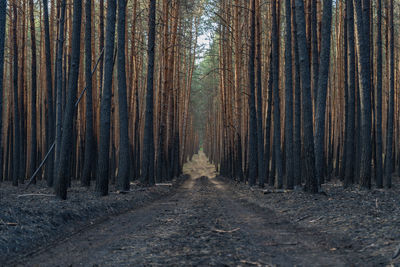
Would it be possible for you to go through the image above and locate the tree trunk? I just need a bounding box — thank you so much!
[54,0,66,178]
[0,0,7,183]
[384,0,394,188]
[82,0,94,187]
[141,0,156,185]
[295,0,317,193]
[314,0,332,186]
[12,1,20,186]
[116,0,130,191]
[284,0,294,189]
[272,0,283,189]
[353,0,372,189]
[375,0,383,188]
[344,0,356,187]
[255,0,264,187]
[247,0,257,186]
[54,0,82,199]
[97,0,117,196]
[292,0,302,187]
[43,0,55,187]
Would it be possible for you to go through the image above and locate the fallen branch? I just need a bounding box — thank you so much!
[265,242,298,246]
[155,183,173,187]
[17,193,55,198]
[212,227,240,233]
[0,222,17,226]
[309,216,324,223]
[239,260,264,266]
[263,189,292,194]
[393,244,400,259]
[295,215,311,222]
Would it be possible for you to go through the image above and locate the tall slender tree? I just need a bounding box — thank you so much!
[97,0,117,195]
[12,1,19,186]
[314,0,332,186]
[344,0,355,187]
[43,0,55,187]
[292,0,302,187]
[54,0,66,176]
[82,0,94,186]
[256,0,264,187]
[354,0,372,189]
[54,0,82,199]
[0,0,7,183]
[28,0,37,182]
[375,0,383,188]
[284,0,294,189]
[384,0,394,189]
[272,0,283,189]
[117,0,130,190]
[247,0,257,186]
[141,0,156,185]
[295,0,317,193]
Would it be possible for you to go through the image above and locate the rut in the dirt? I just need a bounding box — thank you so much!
[18,153,364,267]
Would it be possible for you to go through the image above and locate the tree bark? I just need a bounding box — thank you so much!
[0,0,7,183]
[284,0,294,189]
[375,0,383,188]
[314,0,332,186]
[12,1,20,186]
[54,0,82,199]
[272,0,283,189]
[247,0,258,186]
[141,0,156,185]
[97,0,117,196]
[384,0,394,188]
[295,0,317,193]
[344,0,356,187]
[353,0,372,189]
[292,0,302,186]
[43,0,55,187]
[82,0,94,187]
[117,0,130,191]
[54,0,66,178]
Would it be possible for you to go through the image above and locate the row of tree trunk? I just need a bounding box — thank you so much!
[204,0,397,192]
[0,0,200,199]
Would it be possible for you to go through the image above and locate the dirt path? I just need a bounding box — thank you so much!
[17,153,362,266]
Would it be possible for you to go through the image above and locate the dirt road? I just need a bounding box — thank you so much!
[18,153,361,266]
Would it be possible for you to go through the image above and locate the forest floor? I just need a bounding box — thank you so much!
[3,152,398,266]
[0,173,187,266]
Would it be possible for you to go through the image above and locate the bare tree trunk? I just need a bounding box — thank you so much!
[97,0,117,196]
[255,0,264,187]
[375,0,383,188]
[284,0,294,189]
[247,0,257,186]
[272,0,283,189]
[295,0,317,193]
[0,0,7,183]
[384,0,394,188]
[82,0,94,186]
[43,0,55,187]
[314,0,332,186]
[141,0,156,185]
[54,0,82,199]
[12,1,20,186]
[354,0,372,189]
[344,0,356,187]
[54,0,66,178]
[292,0,302,187]
[117,0,130,190]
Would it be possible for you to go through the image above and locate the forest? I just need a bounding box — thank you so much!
[1,0,400,266]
